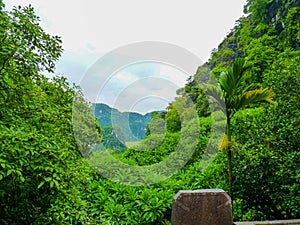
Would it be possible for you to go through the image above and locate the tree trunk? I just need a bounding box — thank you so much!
[227,149,233,199]
[226,116,233,200]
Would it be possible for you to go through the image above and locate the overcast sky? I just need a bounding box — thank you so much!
[5,0,246,113]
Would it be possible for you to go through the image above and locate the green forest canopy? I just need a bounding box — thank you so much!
[0,0,299,224]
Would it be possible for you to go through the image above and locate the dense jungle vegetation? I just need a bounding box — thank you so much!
[0,0,299,224]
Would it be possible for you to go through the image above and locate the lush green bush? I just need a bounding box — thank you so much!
[0,5,100,224]
[1,1,300,224]
[231,50,300,220]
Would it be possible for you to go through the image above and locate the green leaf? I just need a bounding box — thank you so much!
[37,181,45,189]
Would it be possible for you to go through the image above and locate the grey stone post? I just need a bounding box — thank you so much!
[171,189,232,225]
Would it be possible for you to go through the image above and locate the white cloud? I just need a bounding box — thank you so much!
[5,0,246,60]
[159,64,189,86]
[95,62,186,113]
[110,76,179,114]
[5,0,247,112]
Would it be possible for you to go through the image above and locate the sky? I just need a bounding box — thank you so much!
[5,0,247,114]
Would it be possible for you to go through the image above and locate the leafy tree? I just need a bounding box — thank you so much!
[0,0,4,11]
[232,50,300,220]
[202,0,300,219]
[0,5,100,224]
[181,66,211,117]
[244,0,271,23]
[101,126,127,153]
[283,7,300,49]
[215,58,275,198]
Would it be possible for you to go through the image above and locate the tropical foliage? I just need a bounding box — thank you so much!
[1,0,299,224]
[214,58,275,198]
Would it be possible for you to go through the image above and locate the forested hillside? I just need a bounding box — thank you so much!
[0,0,299,224]
[0,2,102,224]
[93,103,152,153]
[174,0,300,220]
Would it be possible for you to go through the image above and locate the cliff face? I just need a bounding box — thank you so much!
[93,103,153,152]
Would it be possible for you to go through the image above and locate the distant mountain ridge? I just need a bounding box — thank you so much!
[93,103,153,144]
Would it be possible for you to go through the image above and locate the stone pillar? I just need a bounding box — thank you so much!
[171,189,232,225]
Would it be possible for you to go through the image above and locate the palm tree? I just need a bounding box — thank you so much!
[212,58,275,198]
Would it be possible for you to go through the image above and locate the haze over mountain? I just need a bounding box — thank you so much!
[93,103,156,151]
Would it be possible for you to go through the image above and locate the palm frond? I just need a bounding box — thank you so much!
[204,83,226,114]
[219,58,250,97]
[219,71,232,95]
[231,58,250,80]
[237,88,275,110]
